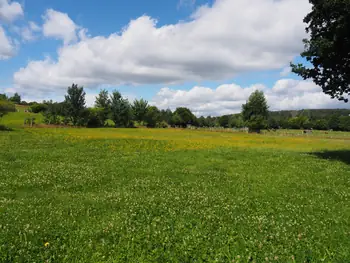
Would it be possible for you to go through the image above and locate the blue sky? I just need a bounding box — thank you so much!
[0,0,349,116]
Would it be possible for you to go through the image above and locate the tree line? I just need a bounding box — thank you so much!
[1,84,350,132]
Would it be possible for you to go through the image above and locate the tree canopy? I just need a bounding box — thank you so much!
[110,91,132,127]
[64,84,86,126]
[132,99,149,125]
[9,93,21,104]
[0,100,16,119]
[242,90,269,132]
[291,0,350,102]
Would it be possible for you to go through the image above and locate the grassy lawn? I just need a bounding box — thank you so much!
[1,105,43,128]
[0,128,349,262]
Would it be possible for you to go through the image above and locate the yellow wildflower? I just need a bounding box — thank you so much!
[44,242,49,247]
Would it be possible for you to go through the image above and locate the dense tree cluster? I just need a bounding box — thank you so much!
[2,85,350,132]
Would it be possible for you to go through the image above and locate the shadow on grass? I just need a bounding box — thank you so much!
[0,124,13,131]
[312,150,350,166]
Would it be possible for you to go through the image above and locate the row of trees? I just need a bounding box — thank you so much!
[39,84,197,128]
[2,85,350,132]
[0,93,21,105]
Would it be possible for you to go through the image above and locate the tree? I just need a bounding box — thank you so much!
[173,107,196,128]
[328,114,340,130]
[95,89,111,126]
[145,106,160,128]
[170,113,183,127]
[30,103,48,113]
[241,90,269,132]
[268,117,279,129]
[9,93,21,104]
[64,84,86,126]
[43,102,65,125]
[160,109,173,124]
[291,0,350,102]
[313,119,329,130]
[110,91,132,127]
[339,116,350,131]
[288,116,310,129]
[218,115,230,128]
[229,115,244,128]
[0,94,7,101]
[197,116,207,127]
[86,108,104,128]
[0,100,16,119]
[132,99,149,125]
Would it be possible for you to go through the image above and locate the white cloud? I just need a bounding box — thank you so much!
[21,21,41,42]
[14,0,310,93]
[42,9,78,44]
[280,66,291,77]
[0,25,15,59]
[151,79,350,116]
[0,0,23,59]
[178,0,196,9]
[0,0,23,22]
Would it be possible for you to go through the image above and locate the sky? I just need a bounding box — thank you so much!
[0,0,349,116]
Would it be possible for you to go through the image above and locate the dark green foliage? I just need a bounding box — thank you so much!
[156,120,168,128]
[9,93,21,104]
[313,119,329,130]
[86,108,104,128]
[94,89,110,109]
[170,113,183,127]
[43,102,65,125]
[328,114,341,130]
[30,103,48,113]
[173,107,196,128]
[0,124,12,131]
[160,109,173,124]
[132,99,149,125]
[268,117,279,129]
[94,90,111,125]
[0,100,16,119]
[288,116,310,130]
[0,94,7,101]
[145,106,160,128]
[291,0,350,102]
[218,115,230,128]
[242,90,269,132]
[110,91,133,127]
[64,84,86,126]
[339,116,350,131]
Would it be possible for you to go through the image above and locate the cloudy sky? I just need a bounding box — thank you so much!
[0,0,349,116]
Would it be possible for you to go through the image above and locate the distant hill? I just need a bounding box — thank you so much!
[268,109,350,119]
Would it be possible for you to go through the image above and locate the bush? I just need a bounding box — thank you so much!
[156,121,168,128]
[0,100,16,119]
[30,103,48,113]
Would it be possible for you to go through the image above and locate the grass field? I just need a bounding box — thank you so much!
[1,127,350,262]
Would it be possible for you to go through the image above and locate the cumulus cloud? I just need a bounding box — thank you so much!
[42,9,78,44]
[21,21,41,42]
[151,79,350,116]
[0,0,23,59]
[0,0,23,22]
[0,26,15,59]
[14,0,311,93]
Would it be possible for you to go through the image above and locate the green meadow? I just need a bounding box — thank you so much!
[1,121,350,262]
